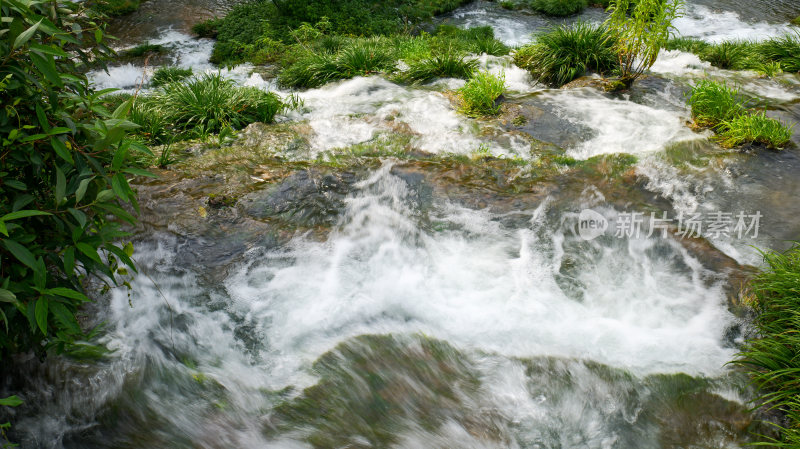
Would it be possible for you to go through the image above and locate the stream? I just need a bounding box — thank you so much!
[5,0,800,447]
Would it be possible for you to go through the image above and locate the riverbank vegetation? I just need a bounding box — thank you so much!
[735,244,800,446]
[687,80,793,149]
[0,1,146,360]
[457,71,506,117]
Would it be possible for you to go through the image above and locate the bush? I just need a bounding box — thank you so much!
[91,0,140,16]
[146,73,286,134]
[150,67,193,87]
[192,18,223,38]
[458,71,506,117]
[687,80,746,128]
[734,244,800,446]
[760,32,800,73]
[1,1,146,359]
[514,22,618,87]
[718,112,793,149]
[529,0,588,16]
[605,0,683,85]
[403,51,478,83]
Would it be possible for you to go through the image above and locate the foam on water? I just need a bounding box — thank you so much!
[540,89,706,159]
[674,3,791,42]
[286,76,514,157]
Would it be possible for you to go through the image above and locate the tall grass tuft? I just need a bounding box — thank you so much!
[700,40,752,70]
[686,80,746,128]
[760,32,800,73]
[718,112,793,149]
[514,22,618,87]
[336,41,396,77]
[279,42,395,88]
[734,244,800,446]
[403,51,478,83]
[150,66,193,87]
[529,0,588,16]
[458,71,506,117]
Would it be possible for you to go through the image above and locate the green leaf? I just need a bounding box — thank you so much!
[29,52,64,88]
[124,241,134,257]
[0,289,17,304]
[76,242,102,263]
[0,221,6,237]
[123,168,157,178]
[95,189,115,202]
[63,247,75,275]
[4,180,27,190]
[1,210,52,221]
[111,173,128,201]
[51,137,74,164]
[0,396,23,407]
[30,42,68,57]
[13,18,42,49]
[3,239,37,269]
[75,177,93,204]
[44,287,89,302]
[35,297,49,335]
[55,165,66,205]
[67,208,87,228]
[50,301,81,333]
[112,97,134,120]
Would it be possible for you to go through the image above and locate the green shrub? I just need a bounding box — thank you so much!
[1,1,146,360]
[122,43,167,58]
[150,73,286,134]
[760,32,800,73]
[150,67,193,87]
[192,18,223,38]
[403,51,478,83]
[605,0,683,85]
[734,244,800,446]
[458,71,506,117]
[514,22,618,87]
[91,0,140,16]
[718,112,793,149]
[686,80,746,128]
[529,0,588,16]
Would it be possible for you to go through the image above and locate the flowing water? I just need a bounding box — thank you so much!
[5,0,800,447]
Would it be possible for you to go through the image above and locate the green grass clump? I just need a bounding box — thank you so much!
[514,22,618,87]
[403,51,478,83]
[791,15,800,26]
[458,71,506,117]
[499,0,518,9]
[686,80,746,128]
[699,40,752,70]
[122,43,167,58]
[734,244,800,446]
[192,18,223,38]
[433,25,510,56]
[529,0,588,16]
[91,0,140,16]
[150,67,193,87]
[718,112,793,149]
[663,37,711,53]
[760,32,800,73]
[130,73,287,143]
[279,41,395,88]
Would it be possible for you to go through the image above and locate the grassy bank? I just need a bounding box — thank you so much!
[735,244,800,446]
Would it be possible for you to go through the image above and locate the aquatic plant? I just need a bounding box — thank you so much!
[718,112,793,149]
[121,42,167,58]
[699,40,753,70]
[663,36,711,53]
[403,51,478,83]
[514,22,618,87]
[279,42,395,88]
[760,32,800,73]
[458,71,506,117]
[336,41,397,77]
[150,67,193,87]
[91,0,140,16]
[151,73,286,133]
[605,0,684,85]
[735,244,800,446]
[686,80,746,128]
[191,18,223,38]
[529,0,588,16]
